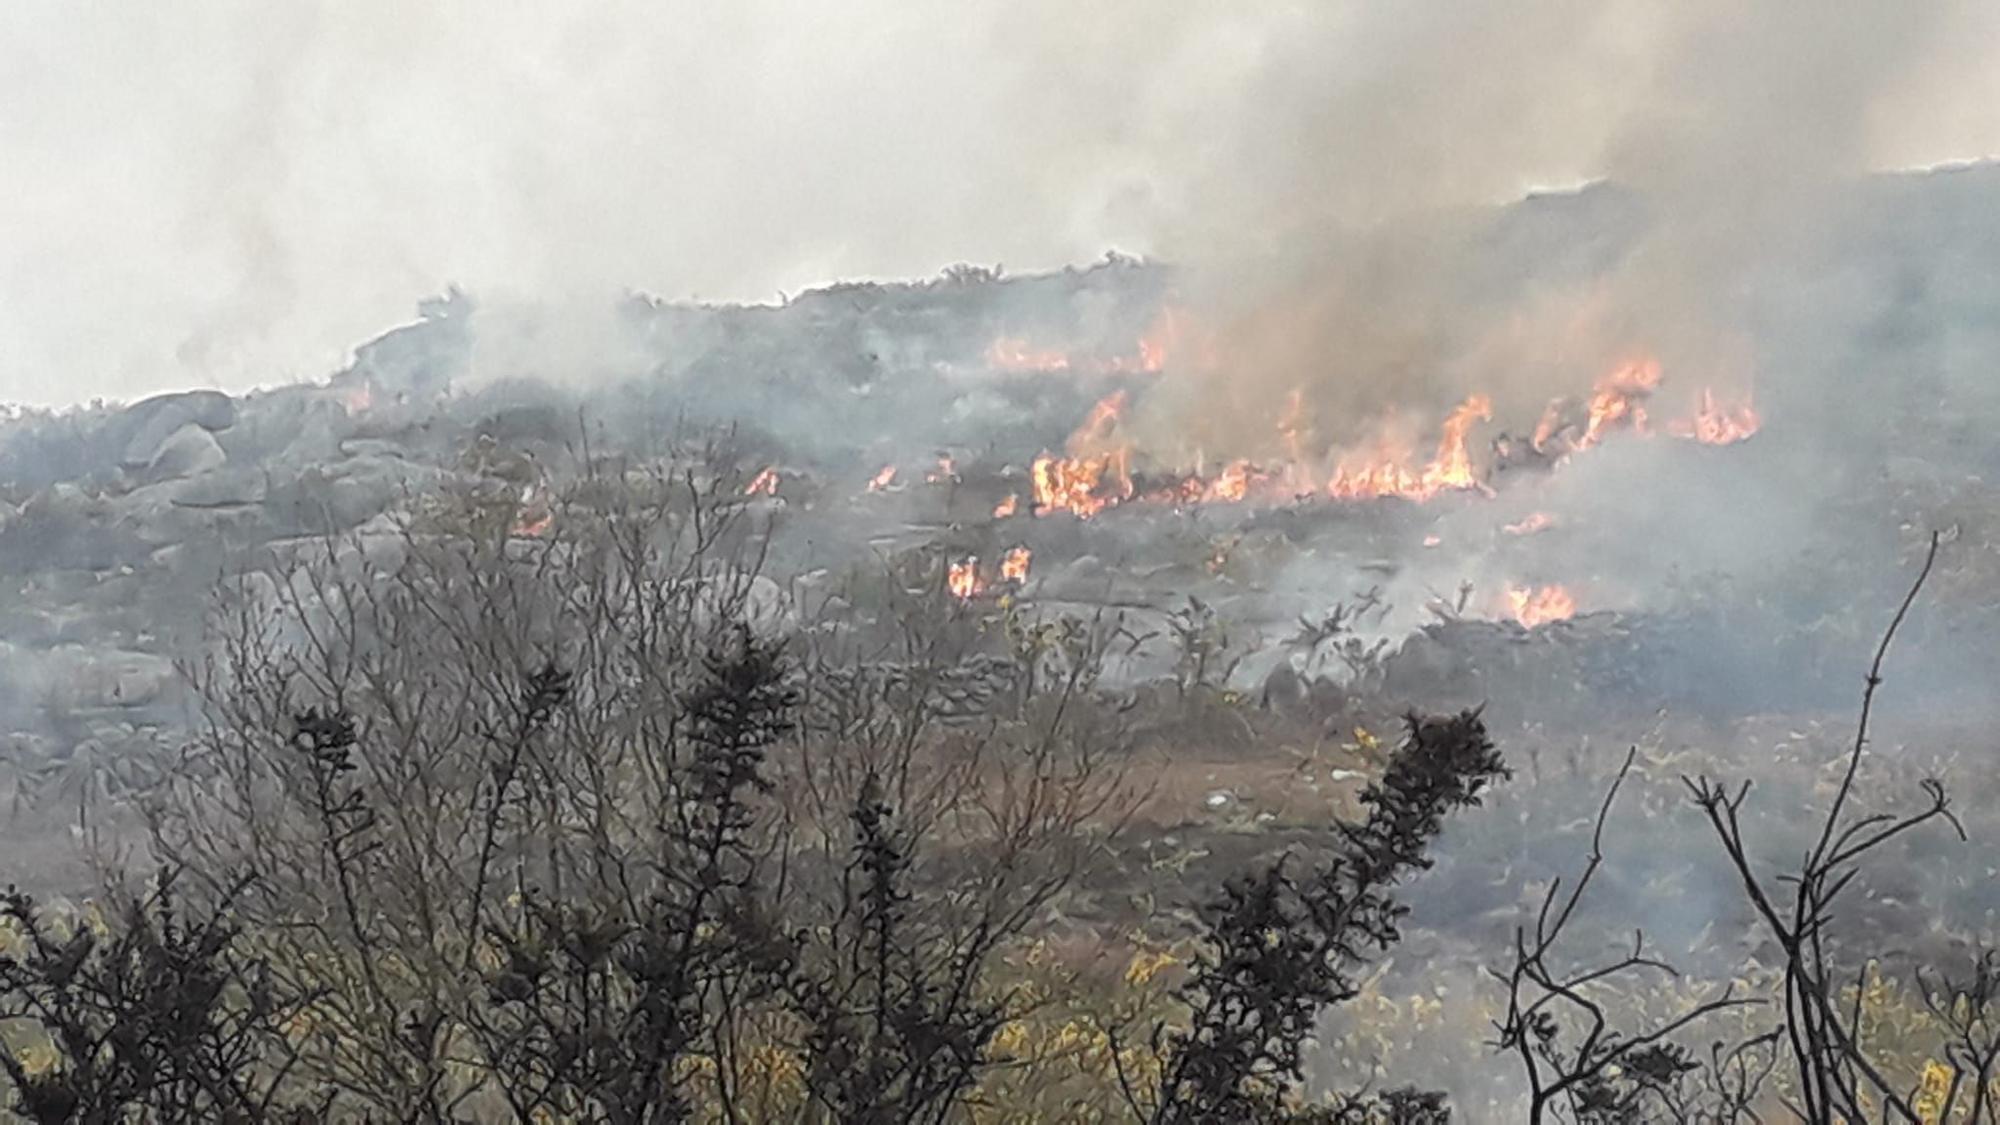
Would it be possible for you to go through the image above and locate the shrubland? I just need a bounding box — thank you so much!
[0,464,1991,1124]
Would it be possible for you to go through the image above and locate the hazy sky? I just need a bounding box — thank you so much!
[4,1,1999,406]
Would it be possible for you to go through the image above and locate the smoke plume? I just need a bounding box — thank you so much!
[2,1,1998,410]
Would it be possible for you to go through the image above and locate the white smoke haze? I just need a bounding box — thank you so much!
[4,2,2000,407]
[6,10,2000,1114]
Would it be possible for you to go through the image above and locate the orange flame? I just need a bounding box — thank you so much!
[1071,389,1128,447]
[926,455,958,484]
[1576,358,1662,449]
[1327,394,1493,501]
[1670,388,1760,446]
[993,494,1019,519]
[986,306,1195,376]
[1002,345,1755,519]
[1425,393,1493,491]
[340,379,376,415]
[511,486,555,538]
[1276,389,1307,465]
[1000,546,1032,584]
[866,465,898,492]
[1530,400,1565,454]
[1205,460,1254,503]
[1030,390,1134,517]
[1032,453,1117,518]
[948,557,983,600]
[743,467,780,496]
[1506,585,1577,628]
[986,338,1073,372]
[1117,307,1185,374]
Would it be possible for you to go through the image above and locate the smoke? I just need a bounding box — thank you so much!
[3,2,1999,409]
[1113,0,2000,461]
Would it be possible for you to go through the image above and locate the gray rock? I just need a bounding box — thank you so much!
[117,390,236,469]
[46,649,176,713]
[168,468,267,509]
[142,423,226,482]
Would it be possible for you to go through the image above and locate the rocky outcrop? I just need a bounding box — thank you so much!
[140,423,227,483]
[116,390,237,470]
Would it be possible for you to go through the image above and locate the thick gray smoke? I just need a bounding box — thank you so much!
[5,2,2000,407]
[1115,0,2000,459]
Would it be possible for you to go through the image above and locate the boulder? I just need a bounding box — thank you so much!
[117,390,236,469]
[142,423,226,482]
[341,288,473,399]
[168,467,267,509]
[46,649,177,714]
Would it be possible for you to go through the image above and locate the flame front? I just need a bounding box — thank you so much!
[1507,585,1577,628]
[993,494,1019,518]
[743,467,780,496]
[985,307,1193,376]
[1206,460,1253,503]
[1503,512,1556,536]
[948,557,983,600]
[1670,388,1761,445]
[1032,453,1119,518]
[1001,546,1031,584]
[340,379,376,415]
[1576,358,1662,450]
[1031,390,1133,518]
[511,485,555,538]
[986,338,1072,372]
[1327,394,1493,501]
[866,465,898,492]
[991,333,1761,521]
[1423,393,1493,493]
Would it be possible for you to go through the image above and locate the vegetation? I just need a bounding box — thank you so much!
[0,468,1993,1123]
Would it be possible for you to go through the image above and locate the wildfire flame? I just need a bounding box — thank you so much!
[1071,389,1128,446]
[1001,344,1759,521]
[984,307,1193,376]
[1031,390,1133,518]
[1032,452,1122,518]
[1206,460,1253,503]
[1530,400,1565,454]
[1124,307,1188,374]
[948,557,983,601]
[1507,584,1577,628]
[1327,394,1494,501]
[1000,546,1031,584]
[511,485,555,538]
[993,494,1019,518]
[340,379,376,415]
[1424,393,1493,492]
[866,465,898,492]
[985,339,1073,372]
[743,467,780,497]
[926,455,958,484]
[1030,389,1504,516]
[1670,388,1761,446]
[1576,358,1662,450]
[1277,389,1307,465]
[1503,511,1556,536]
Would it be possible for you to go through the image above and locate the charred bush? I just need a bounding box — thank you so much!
[1128,711,1507,1123]
[468,629,795,1123]
[0,871,319,1125]
[765,774,1011,1122]
[112,476,1130,1120]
